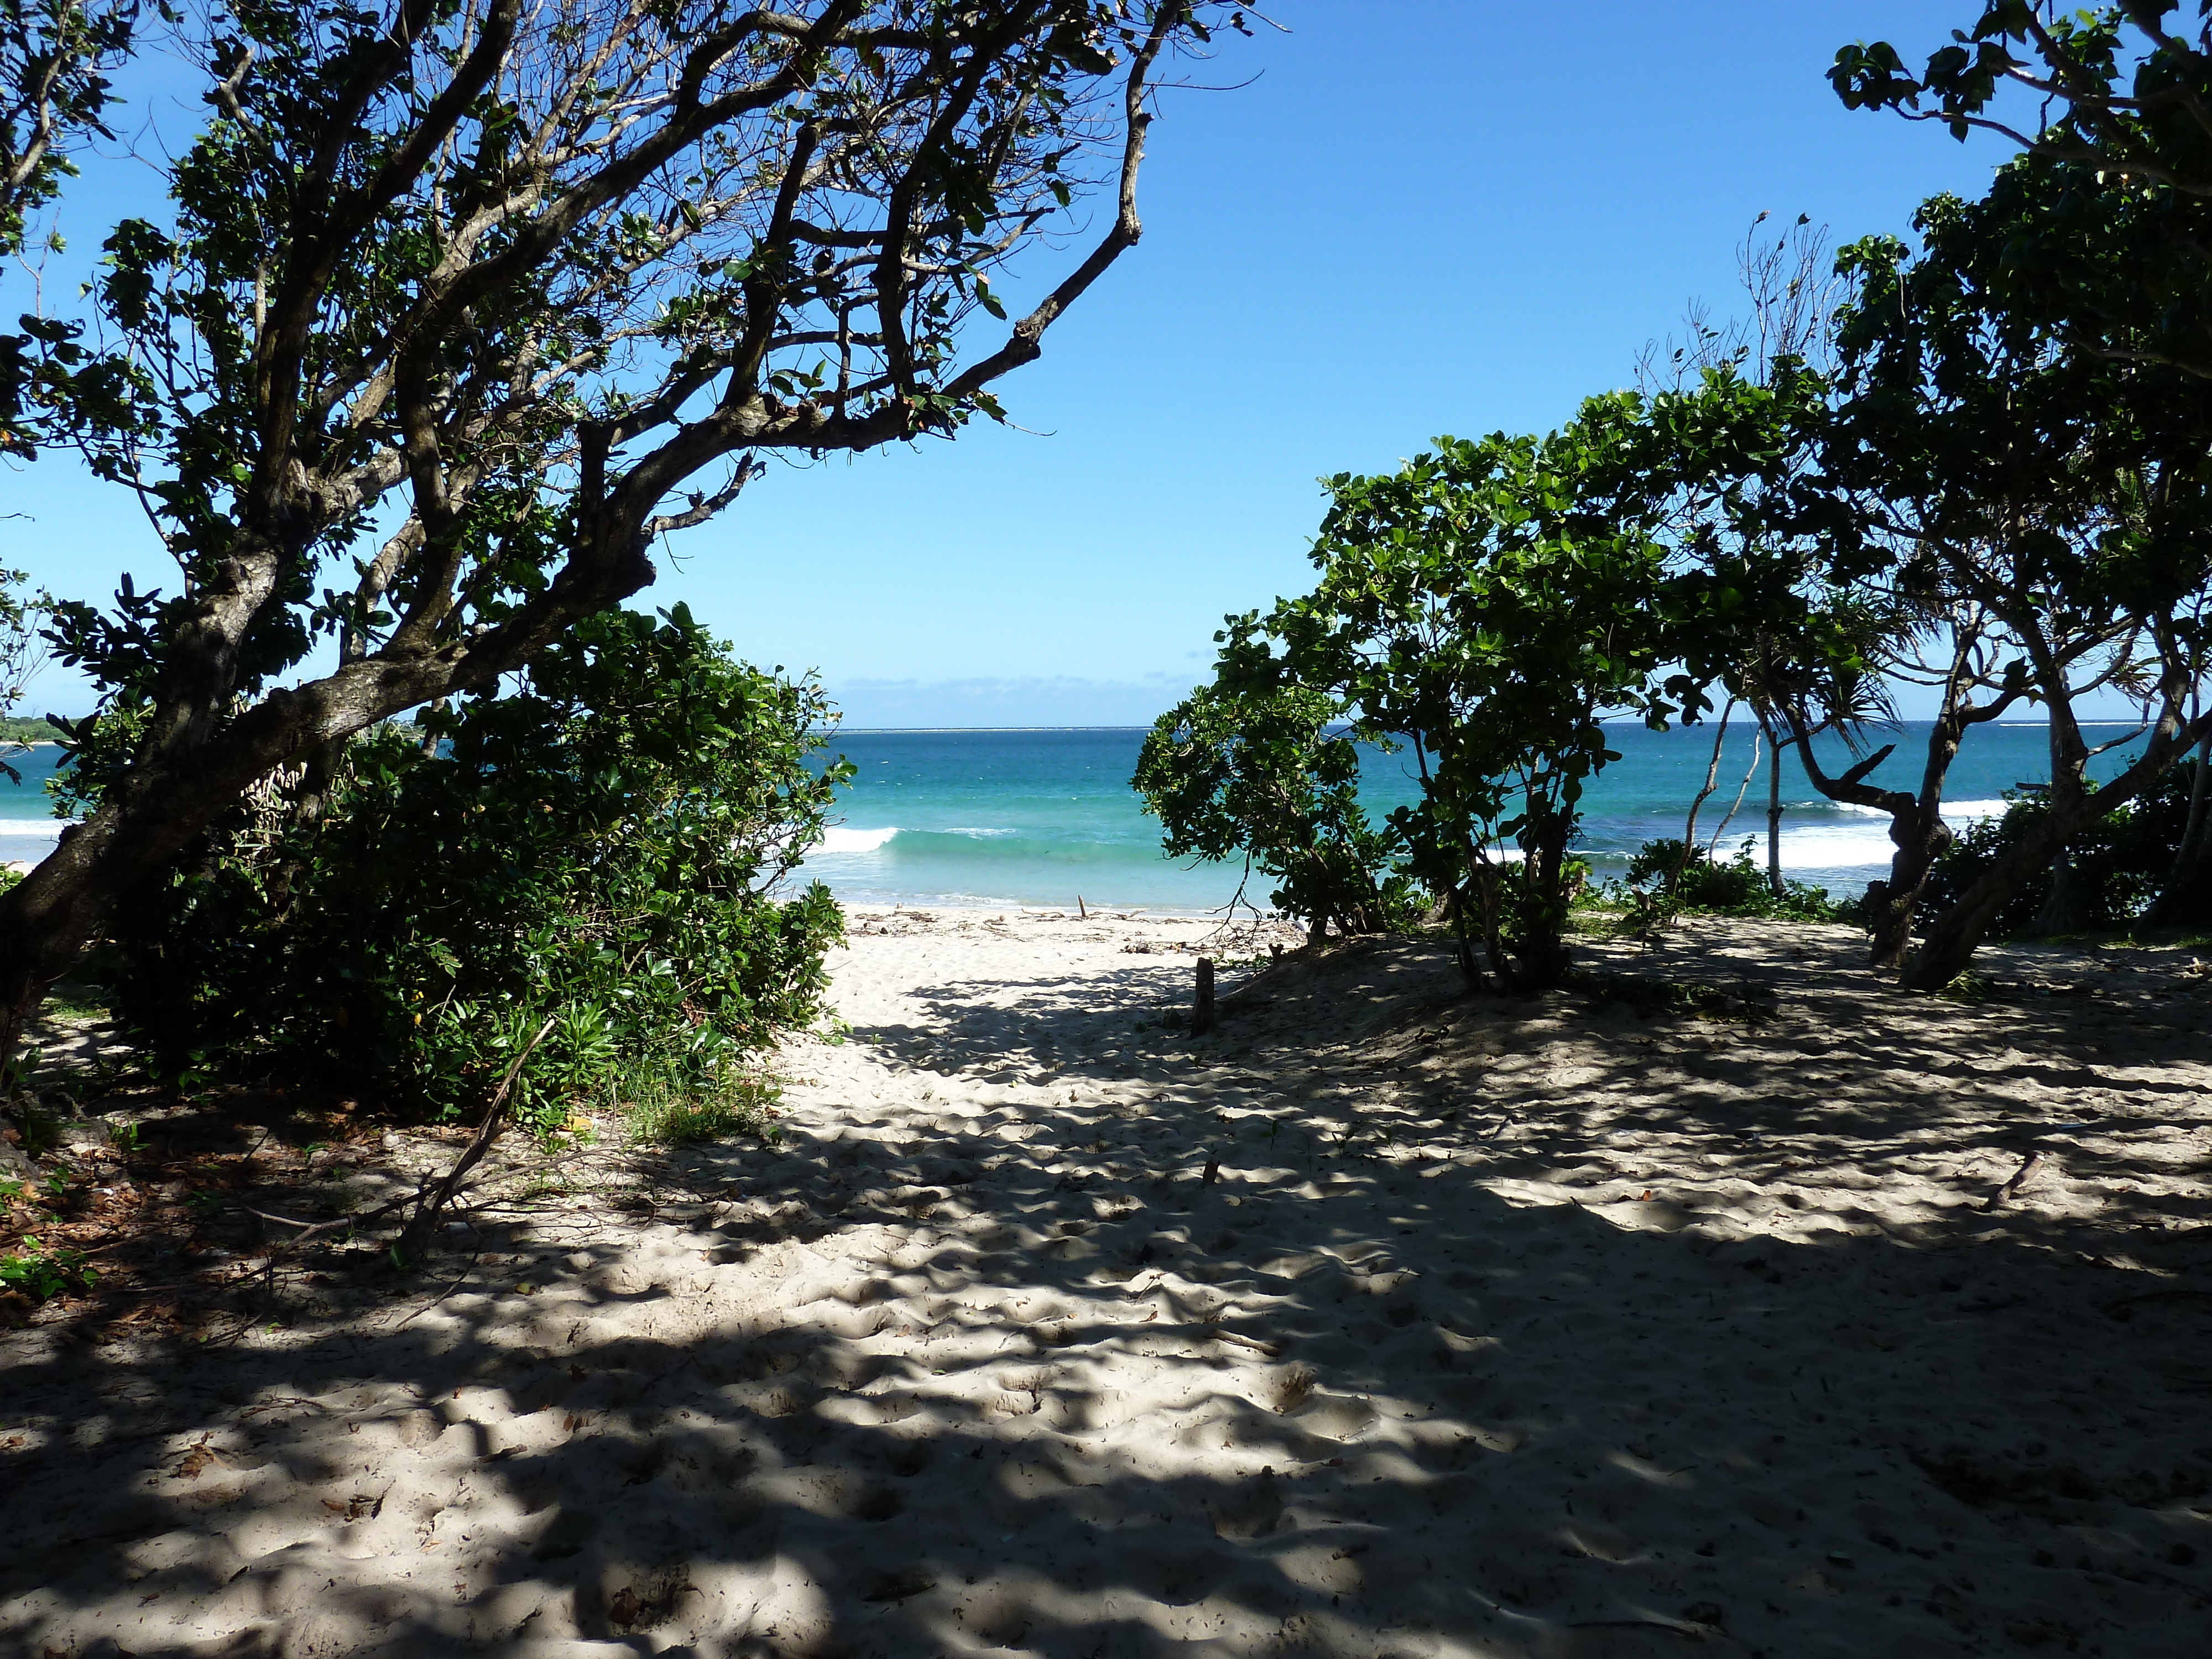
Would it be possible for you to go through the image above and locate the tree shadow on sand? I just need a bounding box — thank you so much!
[4,920,2210,1657]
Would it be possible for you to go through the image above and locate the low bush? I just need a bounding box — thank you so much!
[1619,837,1848,923]
[87,607,850,1135]
[0,1235,97,1302]
[1920,763,2206,937]
[1135,681,1421,940]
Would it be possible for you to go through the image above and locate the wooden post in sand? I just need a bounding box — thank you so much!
[1192,957,1217,1036]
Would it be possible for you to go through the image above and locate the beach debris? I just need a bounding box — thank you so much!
[863,1567,939,1603]
[1985,1150,2048,1210]
[174,1435,226,1479]
[1193,957,1217,1036]
[394,1014,556,1264]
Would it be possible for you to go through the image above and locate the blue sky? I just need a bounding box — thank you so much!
[6,2,2015,725]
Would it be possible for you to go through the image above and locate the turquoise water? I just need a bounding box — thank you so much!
[0,744,68,868]
[799,722,2152,913]
[2,724,2156,911]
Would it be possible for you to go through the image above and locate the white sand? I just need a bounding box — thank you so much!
[3,908,2210,1656]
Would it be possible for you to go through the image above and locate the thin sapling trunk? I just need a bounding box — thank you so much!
[1765,717,1786,899]
[1708,724,1762,858]
[1672,701,1735,894]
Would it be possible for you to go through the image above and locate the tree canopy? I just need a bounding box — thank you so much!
[1145,154,2212,990]
[0,0,1238,1050]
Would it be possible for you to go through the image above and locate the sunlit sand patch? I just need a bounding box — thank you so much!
[5,909,2211,1655]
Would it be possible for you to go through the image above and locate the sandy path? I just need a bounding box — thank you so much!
[3,909,2209,1657]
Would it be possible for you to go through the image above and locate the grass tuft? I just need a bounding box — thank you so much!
[622,1069,780,1145]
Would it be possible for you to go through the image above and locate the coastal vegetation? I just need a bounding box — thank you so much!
[84,605,847,1137]
[0,1,1238,1117]
[0,568,43,765]
[1130,680,1415,947]
[1142,4,2212,992]
[2,12,2211,1658]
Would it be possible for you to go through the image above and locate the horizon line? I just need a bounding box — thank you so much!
[813,719,2136,734]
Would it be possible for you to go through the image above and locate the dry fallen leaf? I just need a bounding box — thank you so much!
[174,1437,225,1479]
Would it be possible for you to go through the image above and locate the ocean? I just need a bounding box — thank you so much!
[799,721,2149,914]
[0,723,2157,914]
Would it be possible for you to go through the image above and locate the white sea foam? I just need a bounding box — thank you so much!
[1827,797,2010,822]
[0,817,67,842]
[820,825,900,854]
[1738,797,2014,872]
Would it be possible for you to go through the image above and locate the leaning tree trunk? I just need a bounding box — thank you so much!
[2145,727,2211,927]
[0,538,647,1067]
[1781,674,2011,969]
[1866,799,1957,968]
[1671,703,1734,896]
[1902,812,2084,989]
[1706,726,1761,858]
[1905,706,2212,990]
[0,724,357,1071]
[1777,716,1927,966]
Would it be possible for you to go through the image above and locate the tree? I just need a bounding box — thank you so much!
[1833,2,2212,190]
[1133,651,1407,945]
[1726,608,1895,902]
[1260,399,1703,993]
[0,0,1235,1060]
[1922,755,2210,934]
[1818,190,2212,987]
[1834,5,2212,377]
[1637,213,1848,901]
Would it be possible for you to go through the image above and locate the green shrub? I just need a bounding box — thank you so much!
[91,606,850,1131]
[1,1236,97,1302]
[1134,680,1420,938]
[1621,837,1847,923]
[1921,763,2204,936]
